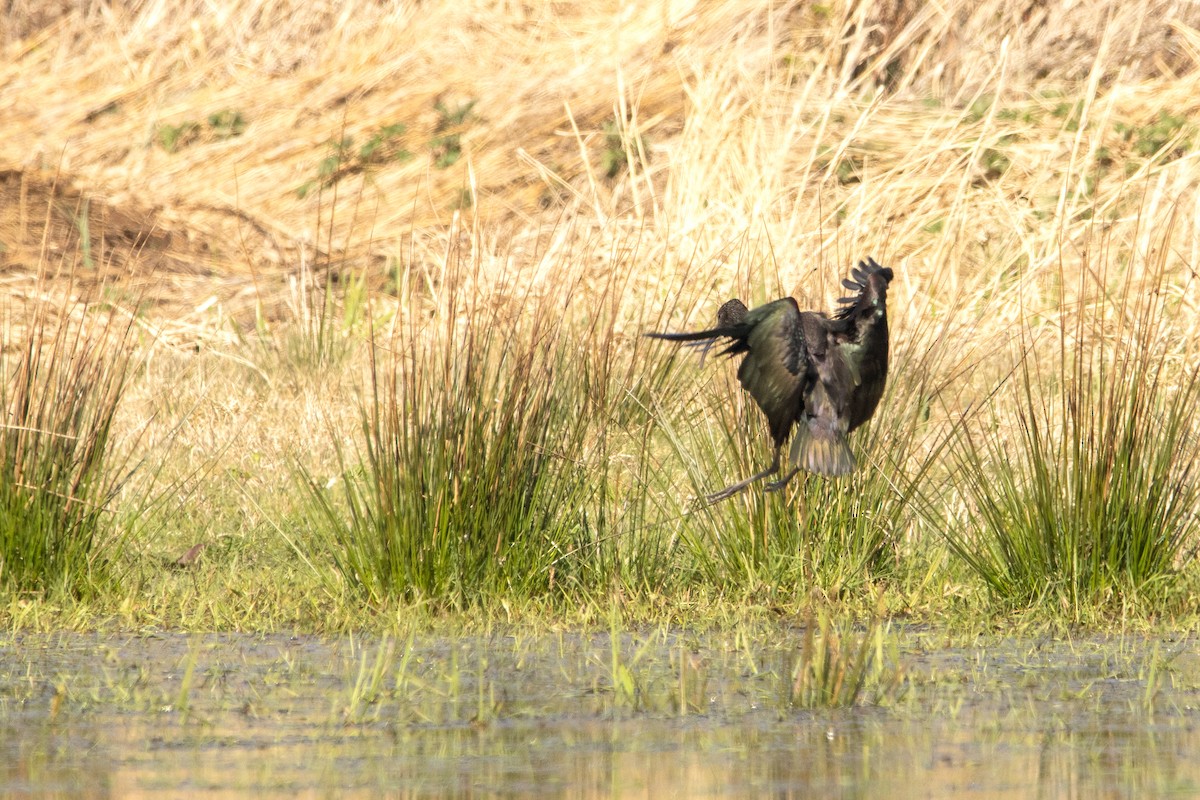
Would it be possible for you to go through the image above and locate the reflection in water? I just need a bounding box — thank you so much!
[1,631,1198,797]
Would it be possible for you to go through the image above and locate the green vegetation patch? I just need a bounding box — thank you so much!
[1115,111,1192,160]
[297,123,414,198]
[155,110,247,153]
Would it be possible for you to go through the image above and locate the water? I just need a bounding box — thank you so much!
[2,629,1198,797]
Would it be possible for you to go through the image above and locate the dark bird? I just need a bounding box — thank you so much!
[647,258,894,504]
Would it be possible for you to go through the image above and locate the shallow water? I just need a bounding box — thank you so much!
[2,628,1198,797]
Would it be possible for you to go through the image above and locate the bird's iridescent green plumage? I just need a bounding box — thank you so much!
[646,258,893,503]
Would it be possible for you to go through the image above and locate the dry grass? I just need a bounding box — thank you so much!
[2,0,1200,627]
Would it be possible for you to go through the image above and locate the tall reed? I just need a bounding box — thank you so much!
[944,219,1200,614]
[301,228,679,607]
[0,296,136,596]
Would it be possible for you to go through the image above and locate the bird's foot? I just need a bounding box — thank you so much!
[695,457,783,507]
[764,468,801,493]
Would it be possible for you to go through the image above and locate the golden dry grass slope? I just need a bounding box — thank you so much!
[2,1,1199,313]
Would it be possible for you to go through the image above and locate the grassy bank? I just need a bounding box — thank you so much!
[2,1,1200,632]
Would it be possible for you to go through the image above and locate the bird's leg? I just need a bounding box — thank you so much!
[764,466,801,493]
[701,448,780,505]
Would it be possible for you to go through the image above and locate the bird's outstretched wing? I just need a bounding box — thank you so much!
[646,298,811,444]
[733,298,811,445]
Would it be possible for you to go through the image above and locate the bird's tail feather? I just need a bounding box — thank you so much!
[789,425,856,476]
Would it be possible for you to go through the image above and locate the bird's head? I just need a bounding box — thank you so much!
[717,298,748,327]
